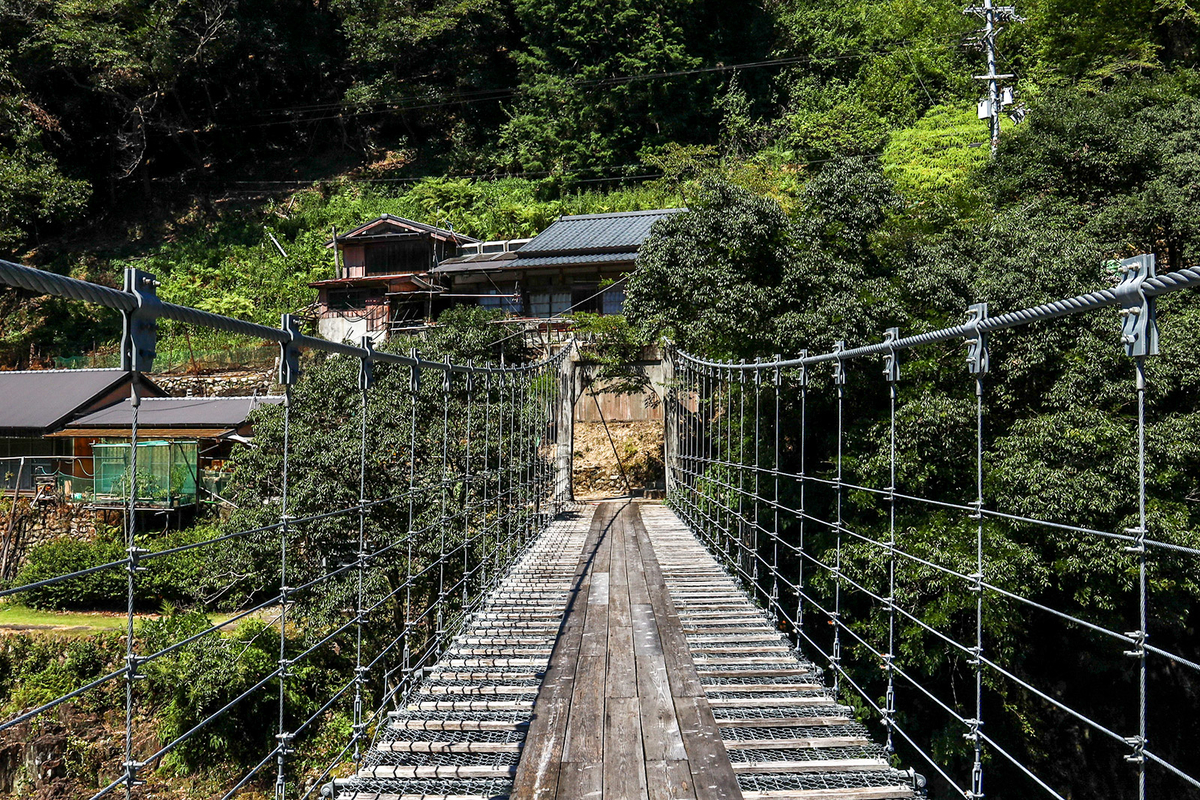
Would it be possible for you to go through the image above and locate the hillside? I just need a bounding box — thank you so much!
[1,0,1198,366]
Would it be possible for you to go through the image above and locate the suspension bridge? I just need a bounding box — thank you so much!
[0,254,1198,800]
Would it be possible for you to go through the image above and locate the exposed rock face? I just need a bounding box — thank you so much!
[572,420,664,498]
[0,707,126,798]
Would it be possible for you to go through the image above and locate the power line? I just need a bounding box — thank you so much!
[175,41,966,135]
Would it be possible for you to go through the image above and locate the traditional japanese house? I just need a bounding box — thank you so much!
[311,215,478,342]
[431,208,685,318]
[0,369,165,494]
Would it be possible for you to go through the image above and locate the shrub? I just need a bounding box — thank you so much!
[13,526,226,611]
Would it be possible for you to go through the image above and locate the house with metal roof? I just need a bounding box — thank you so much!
[311,215,478,343]
[50,395,284,509]
[0,369,165,493]
[432,208,686,319]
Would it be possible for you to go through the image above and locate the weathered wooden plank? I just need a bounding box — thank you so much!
[674,694,745,800]
[723,737,872,750]
[731,758,889,774]
[510,504,607,800]
[553,760,603,800]
[603,695,648,799]
[563,653,606,762]
[509,697,570,800]
[636,654,687,762]
[606,623,637,698]
[375,741,523,753]
[738,789,913,800]
[646,759,697,800]
[632,602,664,658]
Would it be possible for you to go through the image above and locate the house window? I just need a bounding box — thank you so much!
[327,288,382,311]
[601,286,625,315]
[572,284,601,313]
[364,241,430,275]
[530,291,571,318]
[480,288,521,314]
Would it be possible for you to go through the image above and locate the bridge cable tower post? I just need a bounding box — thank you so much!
[275,314,304,800]
[120,266,160,799]
[752,359,762,596]
[797,351,808,633]
[831,341,847,697]
[351,336,373,765]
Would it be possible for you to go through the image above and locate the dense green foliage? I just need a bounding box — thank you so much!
[1,0,1196,257]
[13,525,226,610]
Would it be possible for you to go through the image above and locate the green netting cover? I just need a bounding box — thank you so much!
[90,440,198,507]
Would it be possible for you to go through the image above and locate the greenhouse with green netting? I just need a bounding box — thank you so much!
[74,440,199,508]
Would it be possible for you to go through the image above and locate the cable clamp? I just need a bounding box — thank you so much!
[1123,629,1146,657]
[125,652,146,680]
[797,350,809,388]
[122,760,146,787]
[358,335,375,391]
[279,658,294,678]
[121,268,161,374]
[276,731,295,756]
[967,645,982,667]
[966,303,989,376]
[1123,735,1145,763]
[883,327,900,383]
[832,341,847,385]
[127,545,151,573]
[410,348,421,393]
[968,572,983,594]
[1114,254,1159,358]
[278,314,303,385]
[1122,526,1146,554]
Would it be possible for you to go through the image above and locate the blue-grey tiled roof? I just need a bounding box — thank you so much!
[67,395,285,429]
[516,208,686,257]
[0,369,150,435]
[510,252,638,268]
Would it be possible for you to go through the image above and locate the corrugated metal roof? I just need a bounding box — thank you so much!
[66,396,284,430]
[516,208,686,256]
[0,369,138,434]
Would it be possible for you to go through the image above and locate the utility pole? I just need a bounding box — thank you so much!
[964,0,1021,153]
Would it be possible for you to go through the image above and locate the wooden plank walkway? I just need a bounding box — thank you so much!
[334,502,914,800]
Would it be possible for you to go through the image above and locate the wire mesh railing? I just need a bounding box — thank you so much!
[0,258,570,798]
[664,254,1200,800]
